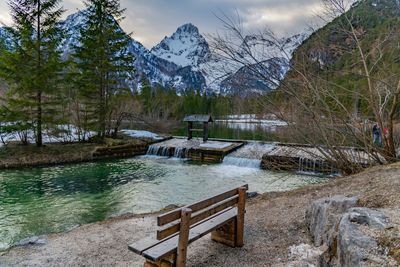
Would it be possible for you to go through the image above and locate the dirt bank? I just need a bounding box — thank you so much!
[0,137,153,169]
[1,163,399,266]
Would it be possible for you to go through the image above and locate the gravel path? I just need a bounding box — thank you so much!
[1,163,399,267]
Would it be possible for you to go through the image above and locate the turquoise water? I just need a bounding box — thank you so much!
[0,156,328,251]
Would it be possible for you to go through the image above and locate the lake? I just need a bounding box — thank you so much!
[172,120,288,141]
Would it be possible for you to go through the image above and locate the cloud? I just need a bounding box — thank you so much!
[0,0,326,47]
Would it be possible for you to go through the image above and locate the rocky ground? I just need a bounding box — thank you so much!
[1,163,399,266]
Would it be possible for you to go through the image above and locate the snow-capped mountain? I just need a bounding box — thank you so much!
[216,32,309,94]
[0,10,309,95]
[58,11,206,93]
[149,23,308,94]
[59,11,86,58]
[0,27,14,49]
[151,23,211,67]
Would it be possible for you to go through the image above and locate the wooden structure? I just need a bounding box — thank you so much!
[183,115,213,142]
[128,185,248,267]
[187,143,243,163]
[147,138,244,163]
[260,143,377,174]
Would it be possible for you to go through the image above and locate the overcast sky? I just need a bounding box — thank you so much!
[0,0,326,48]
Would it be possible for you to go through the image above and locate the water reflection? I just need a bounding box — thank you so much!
[218,122,280,132]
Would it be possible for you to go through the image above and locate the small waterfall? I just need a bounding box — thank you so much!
[174,147,189,158]
[298,157,318,173]
[147,145,189,158]
[298,157,339,175]
[223,157,261,168]
[147,145,171,157]
[222,142,276,169]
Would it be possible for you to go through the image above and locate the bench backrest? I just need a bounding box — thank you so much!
[156,184,248,240]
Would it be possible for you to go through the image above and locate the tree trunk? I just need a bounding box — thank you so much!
[36,0,43,147]
[98,71,106,139]
[37,91,43,146]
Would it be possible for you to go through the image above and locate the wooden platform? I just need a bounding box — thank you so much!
[147,138,244,163]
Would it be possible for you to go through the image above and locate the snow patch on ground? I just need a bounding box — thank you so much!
[0,124,95,147]
[121,130,163,140]
[0,126,163,146]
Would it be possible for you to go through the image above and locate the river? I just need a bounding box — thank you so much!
[0,155,328,251]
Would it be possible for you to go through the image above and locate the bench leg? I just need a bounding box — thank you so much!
[144,261,158,267]
[211,219,236,247]
[236,187,246,247]
[144,253,176,267]
[211,187,246,248]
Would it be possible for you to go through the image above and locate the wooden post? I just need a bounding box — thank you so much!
[177,208,192,267]
[210,220,236,247]
[203,122,209,142]
[187,122,193,140]
[144,261,158,267]
[236,187,246,247]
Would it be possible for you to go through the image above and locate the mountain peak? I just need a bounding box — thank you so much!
[175,23,199,35]
[151,22,210,67]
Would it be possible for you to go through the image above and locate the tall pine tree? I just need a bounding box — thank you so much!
[73,0,135,139]
[0,0,65,146]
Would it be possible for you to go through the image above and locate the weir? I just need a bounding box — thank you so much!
[146,138,369,175]
[146,145,189,158]
[147,144,171,157]
[297,157,336,174]
[222,157,262,168]
[261,144,378,175]
[145,138,243,163]
[222,142,276,168]
[261,145,336,174]
[173,147,189,158]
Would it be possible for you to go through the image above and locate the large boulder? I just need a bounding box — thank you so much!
[305,196,359,247]
[305,196,400,267]
[337,208,399,267]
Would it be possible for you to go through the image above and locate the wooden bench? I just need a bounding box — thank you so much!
[128,185,248,267]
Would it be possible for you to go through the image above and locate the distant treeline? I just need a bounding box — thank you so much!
[136,79,268,121]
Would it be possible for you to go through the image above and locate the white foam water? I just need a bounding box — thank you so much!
[222,157,261,168]
[222,142,276,168]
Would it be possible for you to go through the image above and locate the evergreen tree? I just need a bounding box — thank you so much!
[0,0,65,146]
[139,78,152,115]
[73,0,135,139]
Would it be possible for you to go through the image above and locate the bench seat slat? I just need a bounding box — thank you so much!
[143,207,238,262]
[128,235,165,255]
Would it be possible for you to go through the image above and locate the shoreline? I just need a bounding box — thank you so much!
[0,137,156,170]
[1,209,172,253]
[0,191,269,253]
